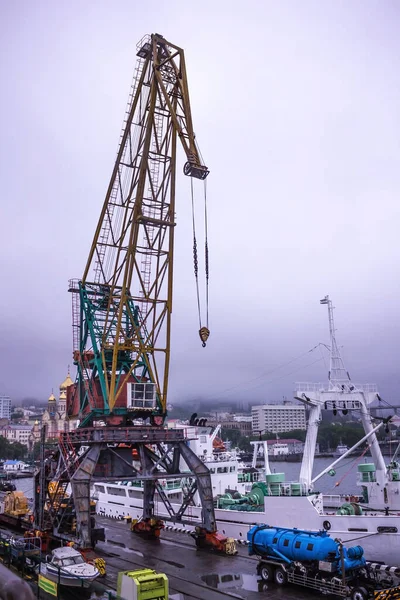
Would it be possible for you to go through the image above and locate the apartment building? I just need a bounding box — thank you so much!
[252,402,306,434]
[0,424,33,447]
[207,414,253,436]
[0,395,11,420]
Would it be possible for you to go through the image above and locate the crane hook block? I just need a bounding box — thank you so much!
[184,161,210,180]
[199,327,210,347]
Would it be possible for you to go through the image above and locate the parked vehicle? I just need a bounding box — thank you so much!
[248,524,400,600]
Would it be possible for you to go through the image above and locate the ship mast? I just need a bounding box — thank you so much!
[297,295,385,490]
[320,295,352,392]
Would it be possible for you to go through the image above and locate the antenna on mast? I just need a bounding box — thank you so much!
[320,295,353,392]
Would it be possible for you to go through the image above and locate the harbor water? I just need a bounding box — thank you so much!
[265,455,367,494]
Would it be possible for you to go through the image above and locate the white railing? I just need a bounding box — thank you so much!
[295,382,327,392]
[322,493,362,508]
[295,382,378,393]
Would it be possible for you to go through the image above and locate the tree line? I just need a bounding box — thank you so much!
[0,436,28,460]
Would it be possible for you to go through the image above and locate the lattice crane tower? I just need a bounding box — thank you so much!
[69,34,209,428]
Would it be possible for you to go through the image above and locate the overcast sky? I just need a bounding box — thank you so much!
[1,1,399,407]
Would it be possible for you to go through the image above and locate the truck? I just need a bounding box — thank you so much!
[247,524,400,600]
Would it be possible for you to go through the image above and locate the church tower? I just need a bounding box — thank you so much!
[59,370,73,413]
[48,393,56,419]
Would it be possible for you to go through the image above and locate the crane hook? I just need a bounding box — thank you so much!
[199,327,210,347]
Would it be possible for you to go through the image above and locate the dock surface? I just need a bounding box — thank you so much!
[93,515,308,599]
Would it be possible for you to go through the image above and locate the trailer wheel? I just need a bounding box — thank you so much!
[274,567,287,586]
[351,586,368,600]
[259,563,274,582]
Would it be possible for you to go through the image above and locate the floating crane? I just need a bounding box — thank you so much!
[34,34,230,553]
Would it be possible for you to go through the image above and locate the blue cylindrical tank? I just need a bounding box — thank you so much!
[248,525,338,562]
[248,525,366,572]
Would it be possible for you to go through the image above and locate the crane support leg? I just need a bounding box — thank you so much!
[71,444,101,548]
[178,441,215,532]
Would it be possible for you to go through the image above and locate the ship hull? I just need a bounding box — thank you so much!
[96,492,400,565]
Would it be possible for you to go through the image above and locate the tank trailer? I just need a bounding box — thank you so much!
[248,524,400,600]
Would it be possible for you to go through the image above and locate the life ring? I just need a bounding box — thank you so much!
[323,520,331,531]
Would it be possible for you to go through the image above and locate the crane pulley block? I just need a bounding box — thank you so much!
[184,161,209,180]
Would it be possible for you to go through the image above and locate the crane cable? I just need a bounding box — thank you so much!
[204,178,209,329]
[191,177,210,347]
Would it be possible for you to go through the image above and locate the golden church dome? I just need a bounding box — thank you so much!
[48,393,56,402]
[59,390,67,399]
[60,372,73,390]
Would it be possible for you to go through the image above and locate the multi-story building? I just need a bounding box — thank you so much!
[252,402,306,434]
[207,414,253,436]
[0,424,33,446]
[0,395,11,420]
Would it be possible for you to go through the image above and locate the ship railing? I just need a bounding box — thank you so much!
[201,452,236,463]
[238,472,260,484]
[265,481,309,497]
[123,478,182,491]
[322,493,363,509]
[295,382,378,393]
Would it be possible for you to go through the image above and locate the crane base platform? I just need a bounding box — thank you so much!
[34,426,218,550]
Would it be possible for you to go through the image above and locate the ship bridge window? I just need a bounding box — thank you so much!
[95,485,105,494]
[283,539,289,547]
[295,541,301,549]
[230,466,235,472]
[107,487,127,497]
[307,543,314,551]
[217,467,228,473]
[209,468,216,474]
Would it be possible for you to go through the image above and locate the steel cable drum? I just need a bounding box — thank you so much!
[248,485,267,505]
[248,526,338,562]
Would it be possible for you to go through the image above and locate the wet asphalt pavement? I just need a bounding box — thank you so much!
[92,515,312,600]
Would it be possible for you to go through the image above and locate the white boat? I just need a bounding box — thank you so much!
[94,297,400,565]
[333,442,349,458]
[40,547,99,587]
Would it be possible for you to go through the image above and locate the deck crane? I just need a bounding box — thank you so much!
[68,32,209,428]
[34,34,232,554]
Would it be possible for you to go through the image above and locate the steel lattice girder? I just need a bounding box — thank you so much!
[36,427,217,548]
